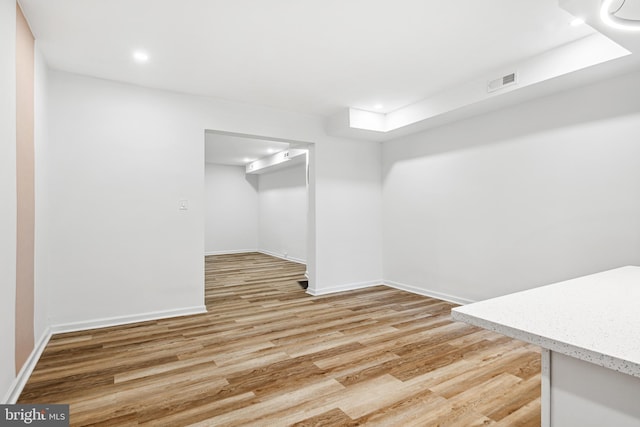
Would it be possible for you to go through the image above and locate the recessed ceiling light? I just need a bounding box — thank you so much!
[374,104,384,110]
[570,17,585,26]
[600,0,640,31]
[133,50,149,63]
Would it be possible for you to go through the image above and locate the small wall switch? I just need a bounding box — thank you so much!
[178,200,189,211]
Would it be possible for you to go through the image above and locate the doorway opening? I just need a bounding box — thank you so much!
[203,130,316,292]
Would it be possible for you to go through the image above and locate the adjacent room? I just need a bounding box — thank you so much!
[3,0,640,425]
[204,131,310,266]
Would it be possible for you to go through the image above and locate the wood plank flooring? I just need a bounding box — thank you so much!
[19,252,541,426]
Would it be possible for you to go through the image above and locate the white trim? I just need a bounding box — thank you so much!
[258,249,306,265]
[204,249,258,256]
[3,327,52,404]
[307,280,381,296]
[383,280,475,305]
[306,279,476,303]
[50,305,207,334]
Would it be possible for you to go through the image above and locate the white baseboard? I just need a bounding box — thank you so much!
[258,249,306,265]
[50,305,207,334]
[383,280,474,305]
[204,249,258,256]
[307,280,382,296]
[307,279,474,304]
[3,327,52,404]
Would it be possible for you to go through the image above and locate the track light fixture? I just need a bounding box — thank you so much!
[600,0,640,31]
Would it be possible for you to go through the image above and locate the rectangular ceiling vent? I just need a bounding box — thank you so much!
[487,72,518,93]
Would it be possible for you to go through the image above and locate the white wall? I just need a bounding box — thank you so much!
[204,161,307,263]
[33,43,49,340]
[204,163,258,254]
[258,162,307,263]
[0,0,17,402]
[45,70,383,323]
[313,139,383,293]
[47,71,209,325]
[383,70,640,302]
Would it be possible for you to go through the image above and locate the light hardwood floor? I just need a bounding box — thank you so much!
[19,252,541,426]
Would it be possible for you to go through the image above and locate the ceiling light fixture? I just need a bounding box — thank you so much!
[374,104,384,110]
[133,50,149,63]
[600,0,640,31]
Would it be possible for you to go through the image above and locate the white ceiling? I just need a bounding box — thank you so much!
[20,0,595,117]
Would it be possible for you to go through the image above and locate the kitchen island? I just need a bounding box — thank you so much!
[451,266,640,427]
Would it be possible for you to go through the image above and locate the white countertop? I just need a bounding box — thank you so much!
[451,266,640,377]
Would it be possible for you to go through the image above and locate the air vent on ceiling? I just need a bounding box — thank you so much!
[487,72,518,93]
